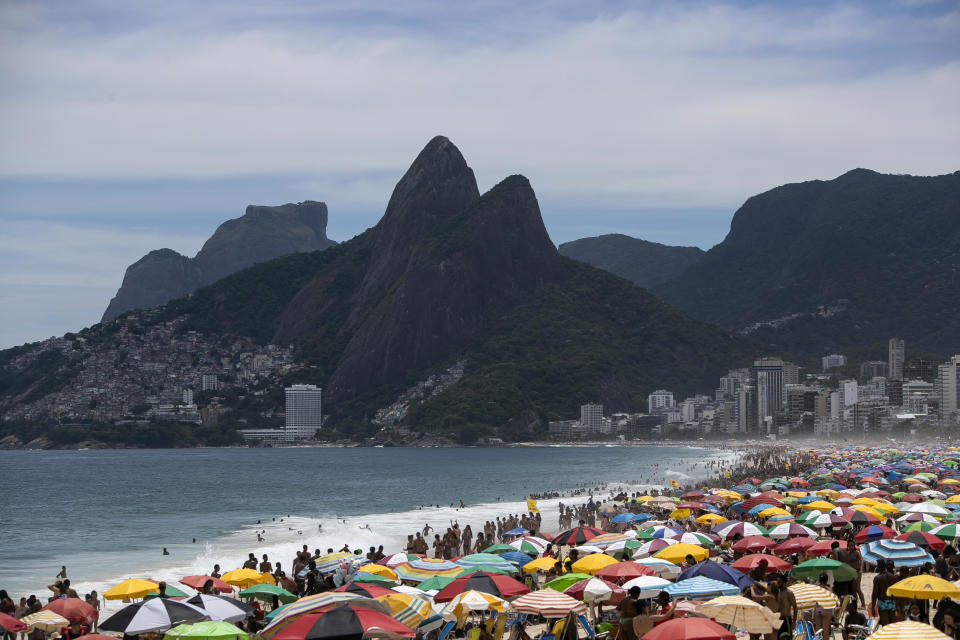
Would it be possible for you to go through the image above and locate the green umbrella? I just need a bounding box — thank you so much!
[904,521,936,533]
[265,603,290,621]
[483,544,516,554]
[165,621,249,640]
[352,573,398,586]
[931,524,960,541]
[455,566,513,577]
[635,529,656,542]
[417,576,456,591]
[791,558,857,582]
[544,573,593,592]
[238,583,297,603]
[145,585,189,598]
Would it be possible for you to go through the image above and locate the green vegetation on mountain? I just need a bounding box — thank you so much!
[559,234,704,289]
[654,169,960,355]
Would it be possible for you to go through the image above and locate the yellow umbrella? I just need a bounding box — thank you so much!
[865,621,950,639]
[759,507,791,518]
[851,498,878,506]
[374,593,433,628]
[786,491,809,498]
[103,578,161,600]
[871,502,899,514]
[696,514,727,525]
[669,508,691,519]
[20,611,69,631]
[788,584,840,611]
[942,479,960,486]
[946,495,960,504]
[221,568,274,589]
[523,557,560,574]
[816,489,840,498]
[357,564,398,581]
[802,500,835,511]
[571,553,618,575]
[696,596,782,634]
[653,542,708,564]
[886,575,960,599]
[635,496,654,503]
[851,505,885,518]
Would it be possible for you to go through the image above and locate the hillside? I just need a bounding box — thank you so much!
[102,200,336,321]
[654,169,960,355]
[558,234,704,288]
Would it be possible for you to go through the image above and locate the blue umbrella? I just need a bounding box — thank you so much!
[612,513,638,524]
[664,576,740,599]
[500,551,534,567]
[677,560,753,589]
[731,485,755,493]
[748,504,773,515]
[502,528,529,538]
[634,513,654,522]
[860,539,933,568]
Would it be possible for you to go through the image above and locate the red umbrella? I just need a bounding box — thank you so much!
[333,583,397,598]
[896,531,947,551]
[551,526,605,546]
[854,525,897,543]
[433,571,529,603]
[731,554,791,574]
[682,491,705,499]
[595,562,657,583]
[740,497,783,510]
[837,509,881,525]
[41,598,99,624]
[0,613,27,633]
[899,494,924,503]
[773,537,817,556]
[676,502,708,510]
[701,496,728,505]
[269,607,414,640]
[641,617,735,639]
[805,539,841,557]
[731,536,776,553]
[179,575,234,594]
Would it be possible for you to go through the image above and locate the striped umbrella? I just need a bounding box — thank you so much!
[896,531,947,551]
[510,591,586,618]
[378,553,421,568]
[621,576,671,598]
[393,562,463,584]
[807,513,850,528]
[508,536,550,555]
[20,611,70,632]
[696,595,782,634]
[373,594,433,628]
[433,571,529,603]
[551,525,605,546]
[633,558,681,578]
[712,521,767,540]
[930,523,960,541]
[860,539,934,568]
[767,523,818,540]
[439,591,508,622]
[663,576,740,599]
[333,583,397,599]
[260,594,389,638]
[563,578,625,603]
[312,553,358,575]
[788,584,840,611]
[99,599,210,635]
[670,532,717,548]
[864,621,950,639]
[455,554,517,574]
[590,532,637,548]
[635,538,678,557]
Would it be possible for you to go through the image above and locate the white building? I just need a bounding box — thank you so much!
[647,390,675,412]
[285,384,323,441]
[201,374,218,391]
[580,403,603,432]
[182,388,194,405]
[822,354,847,370]
[889,338,905,380]
[841,379,858,407]
[939,355,960,417]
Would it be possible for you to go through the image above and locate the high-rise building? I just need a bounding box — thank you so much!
[859,361,888,380]
[821,354,847,370]
[905,359,938,382]
[888,338,905,380]
[647,390,675,412]
[754,358,786,432]
[201,374,218,391]
[580,403,603,431]
[840,379,859,407]
[738,385,756,434]
[938,356,960,417]
[182,388,194,405]
[285,384,323,441]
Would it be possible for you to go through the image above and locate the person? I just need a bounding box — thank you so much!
[47,580,78,599]
[651,592,675,627]
[211,564,222,578]
[155,582,168,598]
[616,586,641,640]
[813,573,833,639]
[259,554,273,573]
[0,591,14,616]
[57,566,68,580]
[85,591,100,631]
[842,600,866,640]
[872,560,899,626]
[163,547,170,555]
[243,553,258,569]
[940,611,960,639]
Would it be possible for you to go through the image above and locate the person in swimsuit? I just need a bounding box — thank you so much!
[872,560,899,626]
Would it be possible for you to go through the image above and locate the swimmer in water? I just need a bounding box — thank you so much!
[359,524,372,531]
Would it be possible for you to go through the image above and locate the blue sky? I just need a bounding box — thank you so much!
[1,0,958,348]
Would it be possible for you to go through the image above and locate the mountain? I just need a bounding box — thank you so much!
[558,234,705,288]
[654,169,960,355]
[158,136,751,435]
[101,200,336,321]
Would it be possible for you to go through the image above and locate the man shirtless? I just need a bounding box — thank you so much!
[872,560,899,626]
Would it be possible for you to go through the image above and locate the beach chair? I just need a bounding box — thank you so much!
[829,595,851,639]
[792,619,822,640]
[845,618,876,640]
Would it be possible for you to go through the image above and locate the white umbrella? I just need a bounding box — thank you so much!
[897,513,940,523]
[696,595,782,634]
[184,594,254,623]
[621,576,671,598]
[906,503,951,516]
[573,545,604,555]
[633,557,681,578]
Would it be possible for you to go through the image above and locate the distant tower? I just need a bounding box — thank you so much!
[939,355,960,417]
[285,384,323,440]
[580,403,603,432]
[754,358,786,432]
[888,338,905,380]
[647,390,675,412]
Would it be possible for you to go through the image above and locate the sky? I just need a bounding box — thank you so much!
[1,0,958,348]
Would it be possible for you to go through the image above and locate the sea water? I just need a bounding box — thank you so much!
[0,445,740,602]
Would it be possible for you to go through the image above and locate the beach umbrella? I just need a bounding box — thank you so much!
[621,576,672,597]
[103,578,163,600]
[731,536,776,553]
[563,578,625,603]
[220,569,274,589]
[482,544,515,554]
[635,539,678,557]
[393,562,462,583]
[165,621,250,640]
[731,554,790,574]
[373,593,432,628]
[510,591,586,618]
[508,536,550,555]
[806,513,849,528]
[896,530,947,551]
[664,577,740,599]
[679,561,753,589]
[886,575,960,599]
[712,521,767,540]
[440,591,507,623]
[358,565,398,581]
[604,539,644,557]
[654,542,709,564]
[521,557,558,574]
[595,561,656,583]
[572,545,605,555]
[260,593,389,638]
[804,539,843,557]
[184,595,254,623]
[860,539,934,568]
[903,521,937,533]
[767,523,818,540]
[787,584,840,611]
[41,598,99,624]
[633,557,681,578]
[239,584,298,603]
[414,576,456,592]
[931,523,960,541]
[268,607,414,640]
[0,613,26,634]
[640,617,735,639]
[647,525,684,539]
[864,621,950,639]
[503,527,530,537]
[791,558,857,582]
[802,500,836,511]
[551,525,604,546]
[543,573,594,592]
[334,584,397,598]
[695,595,782,634]
[378,553,421,568]
[180,576,235,595]
[907,503,951,516]
[145,584,191,599]
[696,514,727,526]
[500,551,534,567]
[671,532,717,548]
[100,598,210,635]
[353,574,399,587]
[311,552,358,574]
[18,611,69,632]
[772,537,817,556]
[571,553,619,575]
[455,553,517,574]
[854,525,897,543]
[433,571,529,603]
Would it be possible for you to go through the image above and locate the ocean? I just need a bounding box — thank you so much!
[0,445,740,602]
